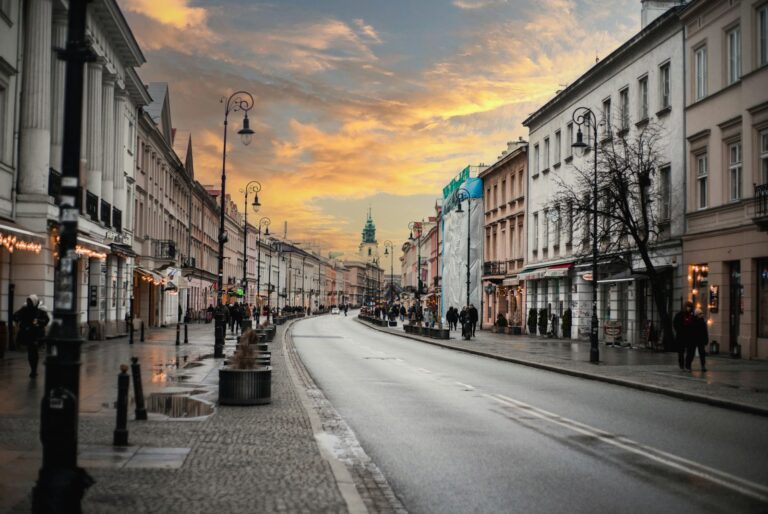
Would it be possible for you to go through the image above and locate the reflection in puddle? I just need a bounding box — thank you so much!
[147,391,213,418]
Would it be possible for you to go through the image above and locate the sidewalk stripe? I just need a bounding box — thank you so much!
[487,393,768,503]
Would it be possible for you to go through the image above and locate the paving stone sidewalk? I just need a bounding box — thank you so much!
[356,318,768,416]
[0,322,352,513]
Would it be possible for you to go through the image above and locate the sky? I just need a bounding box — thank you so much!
[117,0,640,260]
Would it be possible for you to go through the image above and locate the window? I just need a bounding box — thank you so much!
[0,83,5,163]
[760,5,768,67]
[584,116,593,146]
[761,129,768,184]
[533,144,540,174]
[554,130,561,164]
[659,165,671,220]
[493,184,497,206]
[694,46,707,100]
[659,63,670,109]
[602,98,611,136]
[697,153,707,209]
[543,137,550,169]
[532,212,539,253]
[543,209,549,248]
[638,76,648,120]
[554,206,561,246]
[566,123,573,157]
[727,27,741,85]
[501,179,506,203]
[619,88,629,131]
[566,202,573,243]
[729,142,742,201]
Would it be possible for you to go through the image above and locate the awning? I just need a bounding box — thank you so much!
[0,220,45,254]
[545,263,573,278]
[77,235,111,251]
[518,268,546,280]
[134,266,162,283]
[110,243,137,258]
[0,221,46,240]
[597,270,636,284]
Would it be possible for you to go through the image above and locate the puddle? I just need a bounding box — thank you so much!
[147,391,214,418]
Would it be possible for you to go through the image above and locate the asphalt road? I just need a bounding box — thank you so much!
[292,313,768,514]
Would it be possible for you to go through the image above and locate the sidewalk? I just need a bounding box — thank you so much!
[0,322,354,513]
[356,318,768,416]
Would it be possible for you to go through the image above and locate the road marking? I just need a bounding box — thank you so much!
[455,382,475,391]
[487,393,768,503]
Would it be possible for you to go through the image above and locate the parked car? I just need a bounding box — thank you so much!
[331,307,340,315]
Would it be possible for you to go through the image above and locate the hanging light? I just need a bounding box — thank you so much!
[251,193,261,213]
[456,200,464,213]
[238,114,255,146]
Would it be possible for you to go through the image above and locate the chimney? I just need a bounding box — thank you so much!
[641,1,681,29]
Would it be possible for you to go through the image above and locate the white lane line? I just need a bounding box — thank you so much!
[487,393,768,503]
[455,382,475,391]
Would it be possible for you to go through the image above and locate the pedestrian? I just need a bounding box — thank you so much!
[13,294,50,378]
[673,301,694,370]
[686,308,709,372]
[469,304,479,337]
[459,307,469,339]
[399,305,406,322]
[446,307,456,331]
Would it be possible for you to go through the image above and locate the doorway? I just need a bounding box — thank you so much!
[728,261,741,352]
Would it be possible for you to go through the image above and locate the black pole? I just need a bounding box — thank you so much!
[242,192,248,305]
[33,0,94,509]
[128,297,134,345]
[113,364,130,446]
[140,321,144,342]
[590,112,600,364]
[130,357,147,421]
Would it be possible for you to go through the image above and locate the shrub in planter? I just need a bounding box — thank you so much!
[219,331,271,405]
[527,308,538,335]
[561,309,572,338]
[538,309,548,336]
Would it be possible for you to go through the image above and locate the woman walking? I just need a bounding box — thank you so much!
[686,308,709,372]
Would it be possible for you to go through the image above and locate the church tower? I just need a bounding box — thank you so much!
[358,208,379,263]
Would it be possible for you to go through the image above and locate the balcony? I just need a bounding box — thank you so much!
[100,200,111,227]
[85,192,98,222]
[112,208,122,233]
[754,183,768,232]
[153,239,177,260]
[483,261,507,276]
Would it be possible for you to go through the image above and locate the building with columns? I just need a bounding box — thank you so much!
[4,0,148,338]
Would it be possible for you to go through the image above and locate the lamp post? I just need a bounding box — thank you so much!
[571,106,600,364]
[240,181,262,307]
[267,241,277,318]
[408,222,422,308]
[384,241,394,305]
[215,90,255,358]
[456,186,472,340]
[255,217,270,317]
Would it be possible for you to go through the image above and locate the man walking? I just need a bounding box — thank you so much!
[469,304,479,337]
[13,295,49,378]
[673,301,694,370]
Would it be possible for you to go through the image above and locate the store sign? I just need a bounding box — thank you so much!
[104,230,131,245]
[582,272,593,282]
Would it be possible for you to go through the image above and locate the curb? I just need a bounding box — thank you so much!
[282,317,369,514]
[354,318,768,418]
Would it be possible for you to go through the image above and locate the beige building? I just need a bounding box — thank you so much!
[480,138,527,330]
[682,0,768,358]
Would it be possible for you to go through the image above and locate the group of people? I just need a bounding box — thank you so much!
[673,301,709,372]
[445,305,479,339]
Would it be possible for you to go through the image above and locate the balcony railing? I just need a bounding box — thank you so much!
[483,261,507,276]
[152,239,177,260]
[48,168,61,200]
[754,183,768,231]
[100,200,111,227]
[112,208,122,233]
[85,192,98,222]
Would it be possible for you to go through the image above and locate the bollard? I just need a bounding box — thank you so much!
[130,357,148,421]
[184,322,189,344]
[175,323,180,346]
[114,364,130,446]
[129,316,134,345]
[140,321,145,342]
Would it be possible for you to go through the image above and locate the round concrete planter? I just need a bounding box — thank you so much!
[219,367,272,405]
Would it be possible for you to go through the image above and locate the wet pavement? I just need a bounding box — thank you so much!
[358,317,768,415]
[0,321,355,514]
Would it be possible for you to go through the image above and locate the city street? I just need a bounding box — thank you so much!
[293,314,768,514]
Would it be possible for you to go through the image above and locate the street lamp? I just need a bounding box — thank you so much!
[240,181,262,307]
[455,186,472,339]
[256,216,270,319]
[384,240,395,305]
[571,106,600,364]
[408,221,423,307]
[215,90,255,358]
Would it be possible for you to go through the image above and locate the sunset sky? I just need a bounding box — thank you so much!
[118,0,640,259]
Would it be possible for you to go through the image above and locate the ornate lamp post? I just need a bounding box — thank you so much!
[456,186,472,339]
[240,181,261,307]
[408,221,422,307]
[215,91,255,358]
[255,217,270,317]
[571,106,600,364]
[384,241,394,305]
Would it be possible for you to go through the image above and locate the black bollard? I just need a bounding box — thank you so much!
[175,323,180,346]
[128,316,134,345]
[130,357,147,421]
[184,322,189,344]
[113,364,129,446]
[140,321,145,342]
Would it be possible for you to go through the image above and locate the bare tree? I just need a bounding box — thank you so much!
[550,122,675,349]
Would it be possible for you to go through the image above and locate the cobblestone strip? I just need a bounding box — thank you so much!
[284,320,408,514]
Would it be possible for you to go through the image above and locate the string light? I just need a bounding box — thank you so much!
[0,233,42,254]
[75,245,107,261]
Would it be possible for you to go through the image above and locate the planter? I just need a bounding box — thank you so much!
[218,367,272,405]
[388,321,397,327]
[433,328,449,339]
[241,319,253,331]
[511,326,522,335]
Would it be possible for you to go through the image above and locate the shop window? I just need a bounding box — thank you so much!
[759,258,768,338]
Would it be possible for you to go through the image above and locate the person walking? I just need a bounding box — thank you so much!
[13,294,50,378]
[459,307,469,340]
[673,301,695,370]
[469,304,479,337]
[686,308,709,372]
[399,305,406,322]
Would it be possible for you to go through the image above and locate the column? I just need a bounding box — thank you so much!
[49,11,67,173]
[101,76,115,207]
[19,0,52,196]
[113,93,127,215]
[86,62,103,200]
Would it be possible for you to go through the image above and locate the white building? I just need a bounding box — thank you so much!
[522,0,686,345]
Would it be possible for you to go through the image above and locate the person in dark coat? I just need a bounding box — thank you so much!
[459,307,469,339]
[13,295,50,378]
[232,303,244,334]
[686,308,709,372]
[468,304,479,337]
[673,301,694,370]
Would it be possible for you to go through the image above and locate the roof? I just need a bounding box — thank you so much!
[145,83,168,124]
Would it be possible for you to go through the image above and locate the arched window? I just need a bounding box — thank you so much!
[368,248,372,256]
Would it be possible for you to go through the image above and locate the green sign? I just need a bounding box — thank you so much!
[442,166,470,199]
[236,288,244,296]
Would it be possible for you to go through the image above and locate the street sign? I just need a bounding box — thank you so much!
[582,272,593,282]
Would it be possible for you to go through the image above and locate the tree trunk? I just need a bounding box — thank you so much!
[649,274,674,351]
